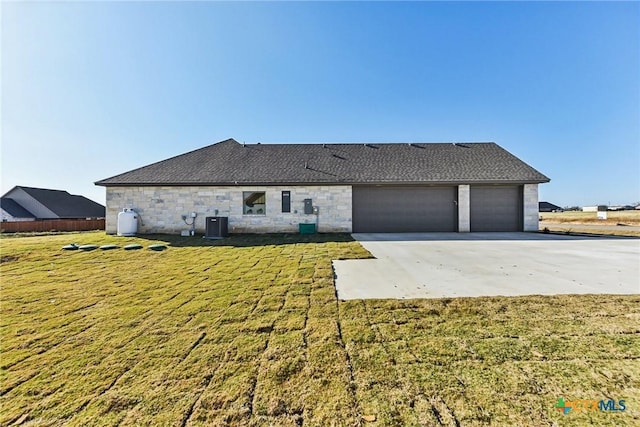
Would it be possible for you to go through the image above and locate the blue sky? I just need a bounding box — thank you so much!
[2,1,639,207]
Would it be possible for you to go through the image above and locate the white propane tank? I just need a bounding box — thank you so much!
[117,209,138,236]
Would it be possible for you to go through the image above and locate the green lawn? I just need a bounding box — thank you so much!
[1,232,638,426]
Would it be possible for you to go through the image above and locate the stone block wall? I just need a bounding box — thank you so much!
[457,184,470,232]
[105,185,352,234]
[523,183,539,231]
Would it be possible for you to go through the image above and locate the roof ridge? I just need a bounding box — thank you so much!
[17,186,70,193]
[95,138,549,186]
[240,141,496,146]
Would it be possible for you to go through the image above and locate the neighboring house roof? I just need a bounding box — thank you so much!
[2,186,106,219]
[539,202,562,211]
[0,198,36,218]
[96,138,550,186]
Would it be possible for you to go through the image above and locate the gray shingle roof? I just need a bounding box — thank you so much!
[539,201,562,211]
[18,187,106,218]
[0,198,36,218]
[95,138,549,186]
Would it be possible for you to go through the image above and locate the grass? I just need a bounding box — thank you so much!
[539,211,640,237]
[540,226,640,238]
[540,210,640,225]
[1,232,639,426]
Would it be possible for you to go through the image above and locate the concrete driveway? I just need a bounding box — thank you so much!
[333,232,640,299]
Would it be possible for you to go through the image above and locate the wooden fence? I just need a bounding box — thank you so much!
[1,219,105,233]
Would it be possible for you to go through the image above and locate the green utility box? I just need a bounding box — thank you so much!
[299,223,316,234]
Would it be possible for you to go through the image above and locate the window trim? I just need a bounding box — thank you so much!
[243,191,266,215]
[282,191,291,213]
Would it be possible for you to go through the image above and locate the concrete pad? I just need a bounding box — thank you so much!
[333,232,640,300]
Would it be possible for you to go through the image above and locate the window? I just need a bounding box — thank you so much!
[282,191,291,213]
[243,192,266,215]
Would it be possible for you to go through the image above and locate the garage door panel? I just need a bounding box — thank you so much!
[470,186,523,232]
[353,186,457,232]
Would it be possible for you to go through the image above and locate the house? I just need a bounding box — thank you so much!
[95,138,549,234]
[539,201,563,212]
[1,186,105,221]
[582,206,607,212]
[0,198,36,222]
[607,205,634,211]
